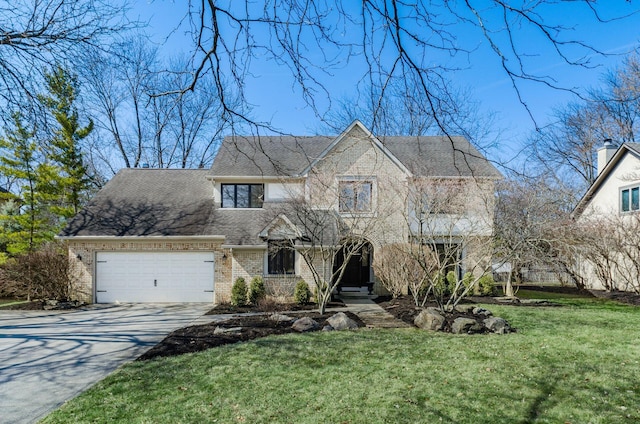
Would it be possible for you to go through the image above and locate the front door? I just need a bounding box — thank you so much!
[334,242,372,289]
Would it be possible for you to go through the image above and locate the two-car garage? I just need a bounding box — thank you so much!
[94,252,215,303]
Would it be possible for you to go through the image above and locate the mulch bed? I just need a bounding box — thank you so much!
[207,300,345,314]
[5,285,640,361]
[138,310,364,361]
[590,289,640,306]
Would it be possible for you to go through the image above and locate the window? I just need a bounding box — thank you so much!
[221,184,263,208]
[268,241,295,274]
[621,186,640,212]
[339,181,372,212]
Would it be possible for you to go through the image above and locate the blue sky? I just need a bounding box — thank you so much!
[132,2,640,154]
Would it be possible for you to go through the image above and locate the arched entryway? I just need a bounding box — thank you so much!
[334,241,374,294]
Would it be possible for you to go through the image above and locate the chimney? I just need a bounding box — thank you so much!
[597,139,617,176]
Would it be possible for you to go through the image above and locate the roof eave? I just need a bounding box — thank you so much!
[299,120,414,177]
[57,235,226,241]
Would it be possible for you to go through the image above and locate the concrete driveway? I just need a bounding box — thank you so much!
[0,303,211,424]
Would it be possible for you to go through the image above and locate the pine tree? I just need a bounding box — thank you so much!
[0,113,56,254]
[38,66,94,218]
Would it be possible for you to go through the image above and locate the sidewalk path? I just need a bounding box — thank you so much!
[340,297,412,328]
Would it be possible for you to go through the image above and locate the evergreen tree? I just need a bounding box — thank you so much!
[0,113,56,254]
[38,66,94,218]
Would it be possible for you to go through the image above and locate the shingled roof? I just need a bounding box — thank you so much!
[60,169,216,237]
[210,129,501,179]
[60,169,341,244]
[63,122,500,240]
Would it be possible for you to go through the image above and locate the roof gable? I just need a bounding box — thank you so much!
[573,143,640,217]
[299,120,412,177]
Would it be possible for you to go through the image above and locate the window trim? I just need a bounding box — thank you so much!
[267,241,296,275]
[221,183,264,208]
[338,178,375,213]
[621,185,640,213]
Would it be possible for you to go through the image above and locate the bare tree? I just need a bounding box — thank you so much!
[403,177,496,309]
[0,1,134,113]
[527,52,640,198]
[494,176,578,296]
[528,102,613,195]
[372,243,428,299]
[176,2,636,132]
[575,213,640,293]
[81,40,231,174]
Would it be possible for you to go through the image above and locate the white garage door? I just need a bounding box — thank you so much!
[95,252,214,303]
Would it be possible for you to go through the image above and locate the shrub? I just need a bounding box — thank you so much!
[230,277,248,306]
[248,276,266,305]
[0,242,75,301]
[372,243,428,299]
[294,280,311,304]
[477,274,497,296]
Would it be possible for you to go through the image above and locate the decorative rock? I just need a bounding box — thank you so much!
[214,326,243,335]
[414,309,445,331]
[483,317,512,334]
[454,304,476,314]
[326,312,359,330]
[495,297,521,304]
[322,325,334,331]
[292,317,319,332]
[451,317,483,334]
[472,307,492,317]
[44,300,84,310]
[269,313,294,322]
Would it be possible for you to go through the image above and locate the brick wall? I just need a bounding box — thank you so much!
[66,239,226,304]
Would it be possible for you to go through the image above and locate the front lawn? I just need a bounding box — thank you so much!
[42,299,640,423]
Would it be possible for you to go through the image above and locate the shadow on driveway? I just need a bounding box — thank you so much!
[0,303,210,424]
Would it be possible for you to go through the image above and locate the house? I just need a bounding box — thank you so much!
[60,121,502,303]
[573,140,640,292]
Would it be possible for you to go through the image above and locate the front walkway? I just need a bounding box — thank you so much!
[338,294,412,328]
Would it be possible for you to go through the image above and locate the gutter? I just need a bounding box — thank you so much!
[56,235,226,241]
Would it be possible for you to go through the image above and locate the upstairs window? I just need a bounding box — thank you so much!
[268,241,295,275]
[221,184,264,208]
[621,186,640,212]
[339,181,372,212]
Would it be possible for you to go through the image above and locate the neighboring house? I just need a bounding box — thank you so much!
[60,121,502,304]
[573,140,640,291]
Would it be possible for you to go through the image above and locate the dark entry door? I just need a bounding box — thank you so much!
[335,243,371,288]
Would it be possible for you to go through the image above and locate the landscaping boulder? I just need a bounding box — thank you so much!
[414,308,445,331]
[269,313,294,322]
[326,312,359,331]
[472,307,492,318]
[292,317,319,332]
[483,316,512,334]
[451,317,483,334]
[322,325,334,331]
[214,326,243,335]
[454,304,476,314]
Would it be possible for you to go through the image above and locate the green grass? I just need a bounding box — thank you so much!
[508,288,590,300]
[42,300,640,424]
[0,298,28,307]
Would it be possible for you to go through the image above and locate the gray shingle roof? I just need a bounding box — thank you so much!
[210,134,501,178]
[380,136,502,178]
[210,135,333,177]
[60,168,338,245]
[63,125,501,240]
[61,169,215,237]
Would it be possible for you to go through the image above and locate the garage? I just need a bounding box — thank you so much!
[95,252,214,303]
